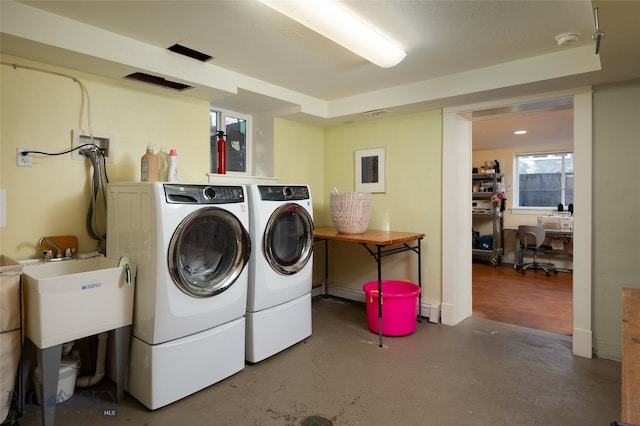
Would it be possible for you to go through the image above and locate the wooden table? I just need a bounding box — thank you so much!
[623,288,640,424]
[313,226,425,347]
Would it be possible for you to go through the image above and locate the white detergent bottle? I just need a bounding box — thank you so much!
[168,149,179,182]
[157,146,169,181]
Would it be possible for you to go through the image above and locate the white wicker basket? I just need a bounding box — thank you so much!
[330,191,371,234]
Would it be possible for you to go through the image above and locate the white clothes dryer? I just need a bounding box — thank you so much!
[107,182,250,409]
[246,184,314,363]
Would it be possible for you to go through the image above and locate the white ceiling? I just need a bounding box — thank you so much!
[472,105,574,151]
[2,0,640,150]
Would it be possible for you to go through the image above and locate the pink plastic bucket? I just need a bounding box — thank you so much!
[363,280,421,336]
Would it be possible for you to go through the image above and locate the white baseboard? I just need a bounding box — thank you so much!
[314,282,440,324]
[573,326,597,359]
[311,283,324,299]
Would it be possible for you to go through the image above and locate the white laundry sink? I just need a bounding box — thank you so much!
[21,256,136,349]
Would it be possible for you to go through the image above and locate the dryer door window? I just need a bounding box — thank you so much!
[264,203,314,275]
[168,207,250,298]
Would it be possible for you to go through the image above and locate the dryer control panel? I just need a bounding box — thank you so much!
[258,185,310,201]
[164,184,245,204]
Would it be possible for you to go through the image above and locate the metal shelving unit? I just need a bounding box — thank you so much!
[472,173,504,266]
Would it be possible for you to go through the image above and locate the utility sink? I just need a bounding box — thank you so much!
[21,256,136,349]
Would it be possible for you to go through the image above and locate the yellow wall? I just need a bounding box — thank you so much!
[1,55,210,259]
[273,118,325,211]
[1,55,443,312]
[321,111,443,305]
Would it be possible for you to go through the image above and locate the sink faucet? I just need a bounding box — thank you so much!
[38,236,62,260]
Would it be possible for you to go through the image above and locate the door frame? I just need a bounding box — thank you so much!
[441,87,593,358]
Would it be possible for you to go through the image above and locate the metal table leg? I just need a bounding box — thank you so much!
[37,343,62,426]
[376,245,383,347]
[360,239,424,347]
[19,339,33,416]
[21,338,62,426]
[323,238,329,297]
[113,326,131,402]
[417,238,423,322]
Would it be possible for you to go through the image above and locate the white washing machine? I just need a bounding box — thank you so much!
[246,184,314,363]
[106,182,251,409]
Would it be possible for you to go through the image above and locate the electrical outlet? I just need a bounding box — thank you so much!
[16,147,32,167]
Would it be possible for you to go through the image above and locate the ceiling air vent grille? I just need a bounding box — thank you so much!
[124,72,192,91]
[168,44,213,62]
[363,109,391,116]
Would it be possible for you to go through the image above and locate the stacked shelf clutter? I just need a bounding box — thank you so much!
[472,173,504,266]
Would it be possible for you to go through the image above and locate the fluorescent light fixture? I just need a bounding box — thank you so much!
[514,130,528,135]
[260,0,406,68]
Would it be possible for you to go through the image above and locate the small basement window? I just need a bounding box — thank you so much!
[210,109,251,175]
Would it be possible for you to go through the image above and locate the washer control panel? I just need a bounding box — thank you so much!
[258,185,310,201]
[164,184,245,204]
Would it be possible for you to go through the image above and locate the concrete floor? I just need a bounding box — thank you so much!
[16,297,621,426]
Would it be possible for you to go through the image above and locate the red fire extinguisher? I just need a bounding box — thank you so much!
[217,131,226,174]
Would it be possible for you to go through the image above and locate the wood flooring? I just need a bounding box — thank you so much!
[472,261,573,335]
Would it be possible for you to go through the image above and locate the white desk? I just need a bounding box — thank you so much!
[506,227,573,273]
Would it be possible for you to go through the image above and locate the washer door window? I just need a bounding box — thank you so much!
[168,208,250,298]
[264,204,314,275]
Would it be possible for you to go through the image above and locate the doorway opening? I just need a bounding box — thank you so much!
[470,99,574,335]
[441,88,593,358]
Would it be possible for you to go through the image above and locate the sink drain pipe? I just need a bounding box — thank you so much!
[76,332,108,387]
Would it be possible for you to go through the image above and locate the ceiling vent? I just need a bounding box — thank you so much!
[124,72,193,91]
[167,44,213,62]
[363,109,391,116]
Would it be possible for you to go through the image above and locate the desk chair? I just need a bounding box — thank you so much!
[517,225,558,276]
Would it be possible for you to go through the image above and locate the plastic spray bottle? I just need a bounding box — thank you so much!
[157,146,169,181]
[141,144,159,182]
[168,149,179,182]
